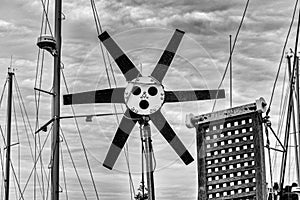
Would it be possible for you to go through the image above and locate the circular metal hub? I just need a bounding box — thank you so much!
[124,76,164,115]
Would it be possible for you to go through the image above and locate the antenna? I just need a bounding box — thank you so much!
[63,29,226,199]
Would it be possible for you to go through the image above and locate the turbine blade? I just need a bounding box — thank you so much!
[63,88,125,105]
[151,29,184,82]
[103,109,139,170]
[164,89,225,103]
[98,31,141,81]
[149,111,194,165]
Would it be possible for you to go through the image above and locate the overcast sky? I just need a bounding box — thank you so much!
[0,0,299,199]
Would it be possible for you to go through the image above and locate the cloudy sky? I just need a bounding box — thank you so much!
[0,0,299,199]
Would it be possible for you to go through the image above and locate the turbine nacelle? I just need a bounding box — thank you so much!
[125,76,164,115]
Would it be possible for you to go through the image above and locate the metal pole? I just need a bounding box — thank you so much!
[296,57,300,185]
[293,2,300,187]
[140,126,145,199]
[279,55,293,191]
[142,120,155,200]
[229,34,232,108]
[264,124,273,199]
[51,0,62,199]
[4,71,13,200]
[292,104,300,184]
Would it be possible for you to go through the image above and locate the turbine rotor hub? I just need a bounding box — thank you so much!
[124,76,164,115]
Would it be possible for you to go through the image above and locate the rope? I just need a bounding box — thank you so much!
[212,0,250,111]
[267,0,299,115]
[60,127,88,200]
[61,69,100,200]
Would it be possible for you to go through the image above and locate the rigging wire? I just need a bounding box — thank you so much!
[90,0,112,88]
[267,0,299,114]
[280,1,300,189]
[35,0,52,197]
[264,123,274,190]
[14,76,47,197]
[90,0,136,197]
[212,0,250,111]
[13,174,19,200]
[0,126,6,149]
[17,124,52,200]
[61,69,100,200]
[12,90,21,188]
[9,160,24,200]
[0,149,4,200]
[272,62,289,177]
[45,167,51,200]
[60,126,88,200]
[33,0,56,197]
[39,0,53,37]
[60,141,69,200]
[0,96,25,199]
[0,79,7,109]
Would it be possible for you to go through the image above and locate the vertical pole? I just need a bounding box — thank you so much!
[4,71,13,200]
[229,35,232,108]
[293,3,300,187]
[143,120,155,200]
[279,55,293,191]
[296,57,300,185]
[52,0,62,199]
[140,126,145,199]
[292,106,300,184]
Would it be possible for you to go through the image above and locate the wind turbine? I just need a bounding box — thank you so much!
[63,29,225,200]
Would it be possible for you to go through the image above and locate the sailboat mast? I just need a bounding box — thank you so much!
[292,4,300,187]
[4,70,14,200]
[296,57,300,185]
[51,0,62,199]
[279,55,293,190]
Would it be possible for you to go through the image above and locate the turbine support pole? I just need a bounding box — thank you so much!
[229,34,233,108]
[141,118,155,200]
[51,0,62,199]
[4,70,14,200]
